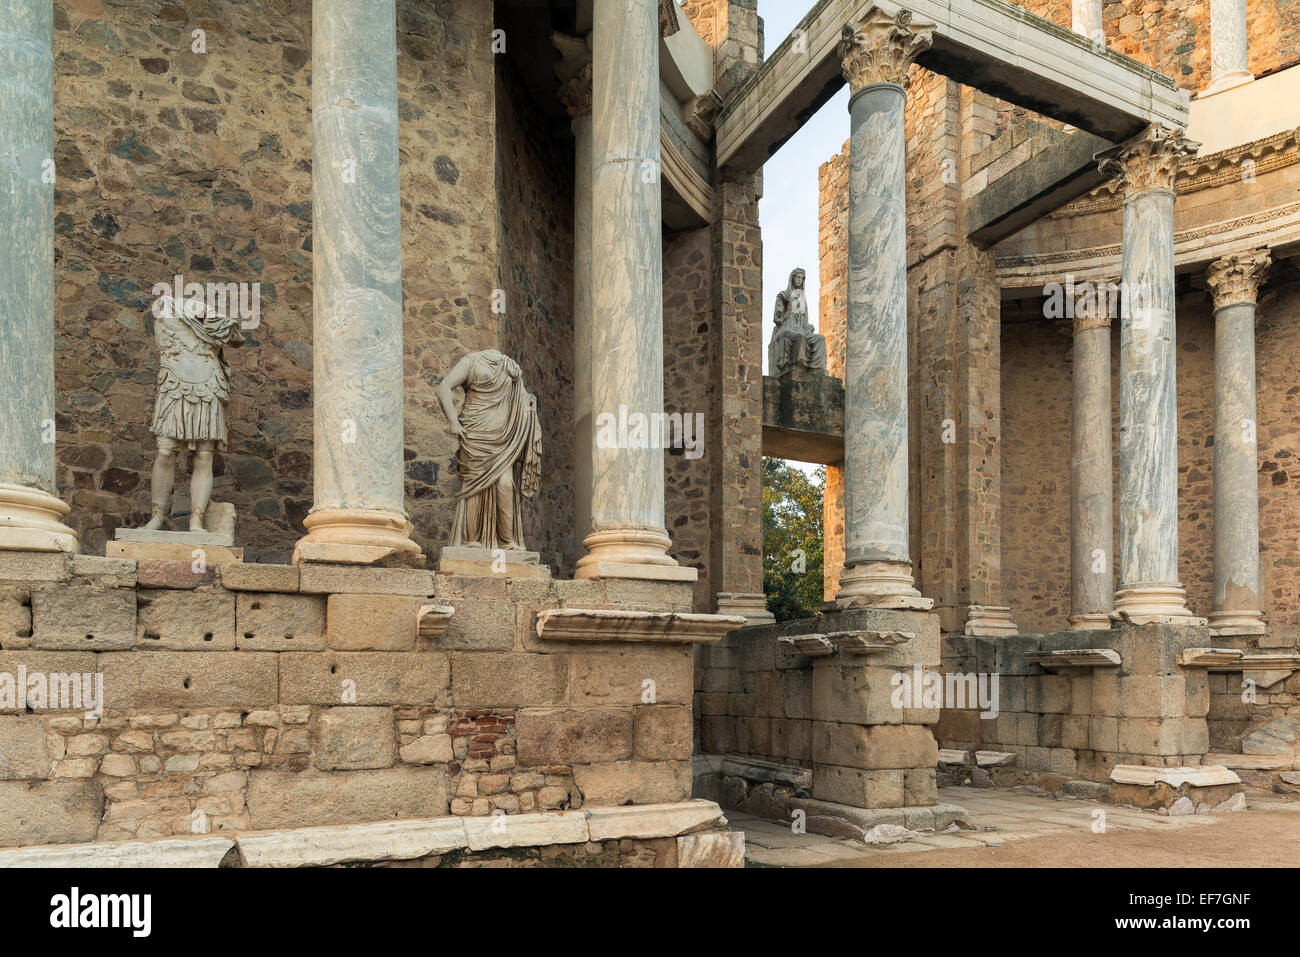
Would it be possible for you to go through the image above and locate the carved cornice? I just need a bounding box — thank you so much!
[1096,123,1201,195]
[838,7,933,91]
[553,32,593,119]
[1207,250,1270,309]
[1055,127,1300,218]
[659,0,680,38]
[683,90,722,141]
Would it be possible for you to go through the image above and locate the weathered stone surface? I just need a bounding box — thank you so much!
[0,780,103,845]
[812,765,904,809]
[811,722,937,770]
[399,734,453,764]
[437,598,514,650]
[247,767,449,829]
[220,563,300,593]
[31,584,135,649]
[314,707,396,771]
[585,799,724,841]
[100,651,278,708]
[451,653,567,707]
[298,566,435,597]
[237,592,326,650]
[572,760,692,807]
[280,652,449,706]
[0,836,233,868]
[326,593,422,650]
[0,715,52,779]
[235,818,465,867]
[70,556,137,587]
[136,587,236,650]
[463,810,589,850]
[676,829,745,868]
[516,708,633,766]
[567,647,693,705]
[633,705,692,760]
[137,559,217,590]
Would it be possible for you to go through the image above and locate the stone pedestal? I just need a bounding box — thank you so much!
[834,9,932,610]
[714,592,775,626]
[1069,303,1115,629]
[292,0,421,567]
[1097,126,1201,625]
[576,0,689,583]
[0,1,77,554]
[436,546,550,580]
[1206,251,1270,635]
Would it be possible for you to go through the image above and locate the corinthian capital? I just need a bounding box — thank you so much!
[553,32,593,118]
[1095,123,1200,195]
[838,7,934,91]
[1207,250,1271,309]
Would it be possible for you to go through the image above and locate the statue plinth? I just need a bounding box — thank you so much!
[437,546,551,580]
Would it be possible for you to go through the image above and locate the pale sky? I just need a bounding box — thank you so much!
[755,2,850,376]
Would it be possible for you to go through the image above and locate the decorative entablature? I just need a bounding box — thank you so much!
[1050,126,1300,219]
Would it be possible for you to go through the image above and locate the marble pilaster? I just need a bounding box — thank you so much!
[1204,0,1252,96]
[0,0,78,553]
[556,34,594,547]
[834,8,932,609]
[292,0,422,566]
[1069,289,1113,629]
[1206,250,1270,635]
[576,0,691,582]
[1097,125,1201,624]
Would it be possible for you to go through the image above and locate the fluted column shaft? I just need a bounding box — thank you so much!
[1098,125,1200,623]
[0,0,78,553]
[1207,251,1270,634]
[834,9,932,608]
[1069,298,1113,629]
[577,0,687,580]
[293,0,421,565]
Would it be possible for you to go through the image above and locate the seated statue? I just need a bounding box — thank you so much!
[768,267,827,376]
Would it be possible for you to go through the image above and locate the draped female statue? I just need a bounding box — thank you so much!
[768,267,827,376]
[436,350,542,550]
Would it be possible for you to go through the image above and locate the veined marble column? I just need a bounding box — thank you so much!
[834,8,932,609]
[293,0,422,565]
[1207,251,1270,635]
[1071,0,1104,45]
[0,0,78,553]
[1205,0,1252,95]
[1069,285,1113,629]
[555,34,594,547]
[1097,125,1201,624]
[576,0,691,581]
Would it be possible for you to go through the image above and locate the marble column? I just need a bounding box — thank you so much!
[1097,125,1201,624]
[555,34,594,548]
[576,0,691,581]
[834,9,933,609]
[292,0,422,565]
[1204,0,1252,95]
[1069,286,1113,629]
[0,0,78,554]
[1071,0,1105,45]
[1206,251,1270,635]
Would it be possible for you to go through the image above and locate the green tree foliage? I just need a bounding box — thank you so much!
[762,458,825,622]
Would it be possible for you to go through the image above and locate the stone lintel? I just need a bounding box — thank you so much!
[1109,764,1241,788]
[535,607,744,644]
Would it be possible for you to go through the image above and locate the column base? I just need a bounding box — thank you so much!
[0,484,79,553]
[965,605,1018,637]
[1207,608,1267,637]
[292,508,424,566]
[835,560,933,610]
[1068,611,1113,631]
[1199,71,1253,98]
[575,528,696,582]
[1113,583,1205,626]
[715,592,775,625]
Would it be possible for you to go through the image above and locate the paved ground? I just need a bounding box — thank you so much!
[734,786,1300,867]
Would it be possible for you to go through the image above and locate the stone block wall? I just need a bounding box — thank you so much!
[697,609,942,810]
[0,552,698,847]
